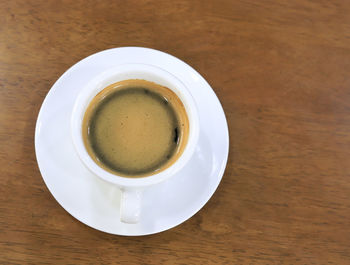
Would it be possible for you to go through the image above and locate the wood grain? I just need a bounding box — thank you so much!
[1,0,350,264]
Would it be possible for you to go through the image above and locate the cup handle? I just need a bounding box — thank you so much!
[120,188,142,224]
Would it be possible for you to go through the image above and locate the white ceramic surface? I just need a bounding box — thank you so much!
[35,47,229,236]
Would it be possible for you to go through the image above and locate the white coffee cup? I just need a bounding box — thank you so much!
[71,63,199,224]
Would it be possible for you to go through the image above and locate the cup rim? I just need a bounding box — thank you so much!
[71,63,199,188]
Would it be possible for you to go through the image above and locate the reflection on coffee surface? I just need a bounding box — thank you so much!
[82,79,189,178]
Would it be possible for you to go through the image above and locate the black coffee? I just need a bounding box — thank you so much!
[82,79,189,177]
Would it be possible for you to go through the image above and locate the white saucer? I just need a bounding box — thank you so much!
[35,47,229,236]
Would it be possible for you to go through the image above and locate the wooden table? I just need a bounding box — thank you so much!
[1,0,350,264]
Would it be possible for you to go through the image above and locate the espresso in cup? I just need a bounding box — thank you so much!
[82,79,189,178]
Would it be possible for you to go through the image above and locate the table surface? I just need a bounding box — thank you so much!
[1,0,350,264]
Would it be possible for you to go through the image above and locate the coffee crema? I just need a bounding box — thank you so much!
[82,79,189,178]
